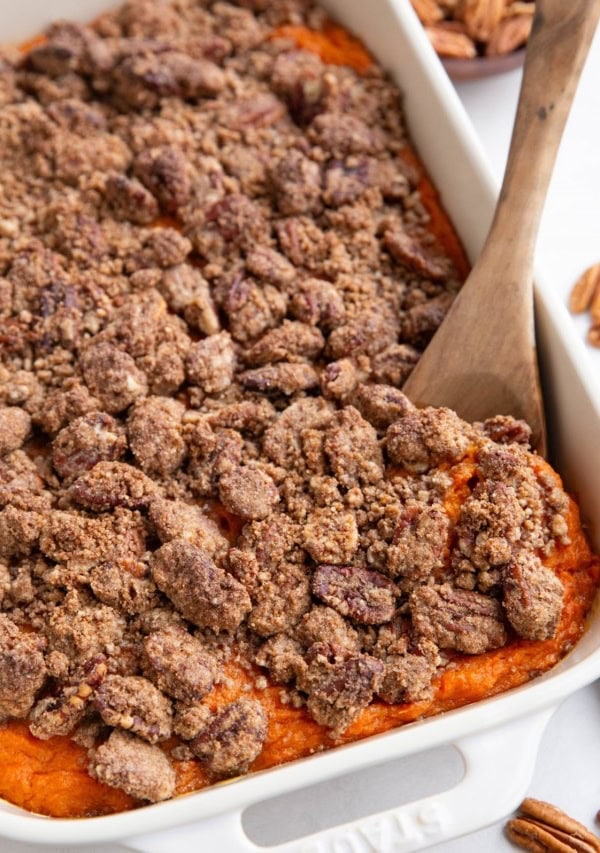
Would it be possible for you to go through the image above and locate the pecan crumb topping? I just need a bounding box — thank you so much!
[0,0,581,809]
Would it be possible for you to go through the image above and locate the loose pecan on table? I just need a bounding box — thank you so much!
[568,263,600,348]
[505,798,600,852]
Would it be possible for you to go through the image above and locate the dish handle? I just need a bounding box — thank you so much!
[126,707,554,853]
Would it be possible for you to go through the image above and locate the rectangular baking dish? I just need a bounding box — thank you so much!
[3,1,600,850]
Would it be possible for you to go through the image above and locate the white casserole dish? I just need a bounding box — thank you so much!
[2,1,600,850]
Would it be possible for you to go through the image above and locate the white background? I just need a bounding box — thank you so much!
[4,27,600,853]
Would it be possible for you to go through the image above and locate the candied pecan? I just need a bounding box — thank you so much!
[29,691,88,741]
[296,606,359,651]
[133,146,191,214]
[0,614,46,720]
[70,461,158,511]
[245,246,296,289]
[324,406,384,487]
[148,498,227,558]
[104,173,159,225]
[190,698,268,779]
[112,51,225,109]
[289,277,346,329]
[269,149,322,216]
[127,396,185,477]
[352,384,414,430]
[384,226,453,281]
[386,407,471,473]
[399,293,454,348]
[371,343,420,387]
[160,264,219,335]
[143,626,218,702]
[186,332,235,394]
[150,540,251,632]
[207,399,276,435]
[222,276,287,344]
[378,642,441,704]
[271,49,325,125]
[80,342,148,414]
[138,229,192,269]
[52,412,127,482]
[275,216,328,269]
[90,560,159,615]
[298,643,384,734]
[244,321,324,367]
[320,359,360,402]
[323,158,373,207]
[303,508,359,564]
[502,552,563,641]
[187,425,244,495]
[173,703,212,741]
[480,415,532,447]
[327,307,398,360]
[311,565,398,625]
[410,583,507,654]
[202,194,269,254]
[26,41,80,77]
[262,397,334,469]
[239,363,319,395]
[254,634,305,684]
[47,97,106,134]
[220,92,286,130]
[91,730,176,803]
[0,407,31,455]
[95,674,172,743]
[387,503,450,581]
[308,113,384,157]
[218,464,280,521]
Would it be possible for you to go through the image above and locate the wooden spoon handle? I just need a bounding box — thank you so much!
[482,0,600,270]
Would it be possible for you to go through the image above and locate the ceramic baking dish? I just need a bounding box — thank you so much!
[2,1,600,850]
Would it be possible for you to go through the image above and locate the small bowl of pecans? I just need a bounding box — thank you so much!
[411,0,535,80]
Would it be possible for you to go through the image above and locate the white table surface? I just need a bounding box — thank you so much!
[5,31,600,853]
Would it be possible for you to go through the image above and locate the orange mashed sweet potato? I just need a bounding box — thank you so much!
[1,21,597,821]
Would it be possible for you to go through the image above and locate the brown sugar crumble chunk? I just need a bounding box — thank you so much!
[150,540,251,632]
[218,463,280,520]
[91,730,176,803]
[189,698,268,779]
[0,0,585,814]
[0,614,46,720]
[143,626,218,702]
[95,674,173,743]
[51,412,127,482]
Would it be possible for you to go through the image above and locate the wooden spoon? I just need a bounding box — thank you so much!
[403,0,600,454]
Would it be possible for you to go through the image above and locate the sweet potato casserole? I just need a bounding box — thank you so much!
[0,0,597,818]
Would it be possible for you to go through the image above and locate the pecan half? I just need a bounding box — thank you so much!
[506,798,600,853]
[425,24,477,59]
[487,13,533,56]
[410,583,507,654]
[569,263,600,314]
[311,564,398,625]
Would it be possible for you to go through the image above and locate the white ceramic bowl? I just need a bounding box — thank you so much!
[2,2,600,850]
